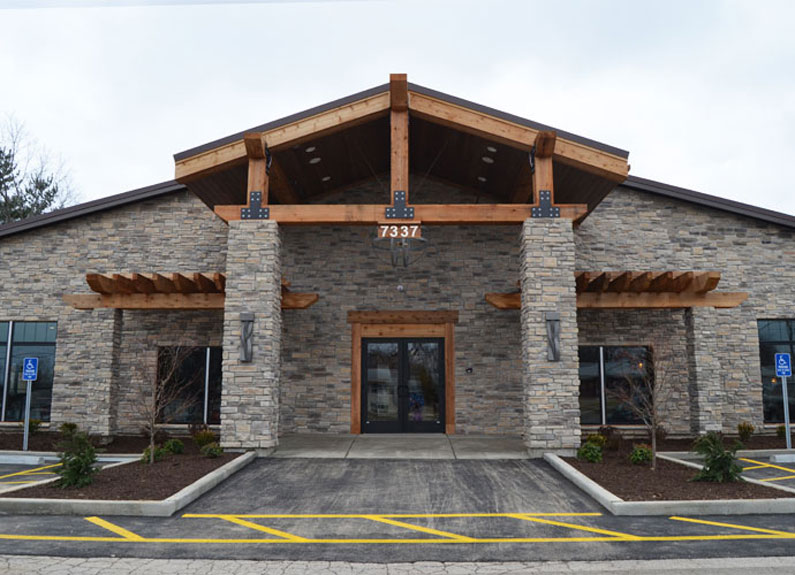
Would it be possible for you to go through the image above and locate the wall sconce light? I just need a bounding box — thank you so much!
[240,312,254,362]
[545,311,561,362]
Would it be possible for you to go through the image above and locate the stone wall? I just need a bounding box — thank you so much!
[0,189,228,434]
[280,179,524,436]
[575,186,794,431]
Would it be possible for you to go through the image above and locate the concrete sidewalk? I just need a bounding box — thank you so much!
[5,555,795,574]
[270,434,529,459]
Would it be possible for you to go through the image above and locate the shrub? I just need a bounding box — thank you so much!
[598,426,623,451]
[576,442,602,463]
[59,422,79,437]
[777,425,788,439]
[584,433,606,448]
[163,438,184,455]
[21,418,42,434]
[141,446,167,463]
[737,422,755,443]
[629,444,653,465]
[200,442,223,458]
[188,423,210,436]
[193,429,216,448]
[57,431,97,488]
[692,432,742,483]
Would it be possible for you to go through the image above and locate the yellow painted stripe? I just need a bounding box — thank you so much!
[740,458,795,475]
[218,516,309,542]
[84,517,145,541]
[742,465,768,470]
[184,512,602,519]
[0,463,61,481]
[362,515,476,542]
[25,472,57,476]
[0,481,38,484]
[508,514,640,540]
[759,474,795,482]
[670,516,795,537]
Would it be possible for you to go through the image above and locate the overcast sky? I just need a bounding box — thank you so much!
[1,0,794,215]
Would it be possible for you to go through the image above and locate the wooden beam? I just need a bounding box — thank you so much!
[586,271,609,293]
[172,273,198,294]
[193,273,219,293]
[111,273,136,294]
[390,73,408,112]
[575,272,590,293]
[391,74,409,204]
[64,293,224,310]
[152,273,176,294]
[577,292,749,309]
[534,130,557,158]
[347,310,459,324]
[669,271,694,293]
[485,291,749,310]
[214,203,589,224]
[86,273,115,295]
[628,271,653,292]
[130,273,156,294]
[408,91,629,182]
[691,271,721,293]
[175,91,391,181]
[213,272,226,293]
[244,133,269,205]
[648,271,674,292]
[281,292,319,310]
[606,271,632,293]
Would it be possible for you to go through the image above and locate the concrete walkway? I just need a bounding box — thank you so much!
[6,555,795,574]
[271,434,529,459]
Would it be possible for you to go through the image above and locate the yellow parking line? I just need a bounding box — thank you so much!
[84,517,145,541]
[0,463,61,481]
[362,515,476,542]
[25,472,56,476]
[0,481,37,484]
[217,515,309,542]
[742,465,768,470]
[740,458,795,475]
[758,474,795,482]
[508,514,640,540]
[670,516,795,537]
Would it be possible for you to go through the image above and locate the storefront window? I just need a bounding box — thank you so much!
[0,322,57,422]
[758,320,795,423]
[578,345,650,426]
[158,346,222,425]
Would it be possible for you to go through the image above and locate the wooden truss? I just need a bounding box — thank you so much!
[63,273,319,310]
[485,271,748,310]
[189,73,630,226]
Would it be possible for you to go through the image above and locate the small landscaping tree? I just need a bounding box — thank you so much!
[606,343,676,471]
[133,346,202,464]
[56,425,97,488]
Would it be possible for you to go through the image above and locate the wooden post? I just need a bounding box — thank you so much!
[532,131,556,204]
[390,73,409,205]
[244,133,269,206]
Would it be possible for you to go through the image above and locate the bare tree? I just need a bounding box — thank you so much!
[135,346,202,464]
[0,117,76,224]
[606,344,675,470]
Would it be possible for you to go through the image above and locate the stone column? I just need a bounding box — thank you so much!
[520,219,581,457]
[220,220,282,450]
[51,308,123,436]
[686,307,724,434]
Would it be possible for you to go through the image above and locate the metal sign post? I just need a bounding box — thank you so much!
[21,357,38,452]
[775,353,792,450]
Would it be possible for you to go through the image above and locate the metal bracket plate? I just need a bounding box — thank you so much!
[241,191,270,220]
[531,190,560,218]
[385,190,415,219]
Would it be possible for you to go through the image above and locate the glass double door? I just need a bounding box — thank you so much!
[362,338,445,433]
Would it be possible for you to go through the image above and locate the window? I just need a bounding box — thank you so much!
[0,321,57,422]
[757,320,795,423]
[157,346,222,425]
[578,345,651,426]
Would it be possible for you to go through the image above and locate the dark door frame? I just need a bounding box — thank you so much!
[348,310,458,434]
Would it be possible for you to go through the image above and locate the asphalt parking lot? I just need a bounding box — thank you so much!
[740,456,795,490]
[0,462,61,493]
[1,459,795,562]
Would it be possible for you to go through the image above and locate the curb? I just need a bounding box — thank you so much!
[0,451,256,517]
[545,453,795,516]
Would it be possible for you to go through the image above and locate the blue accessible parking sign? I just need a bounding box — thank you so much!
[22,357,38,382]
[776,353,792,378]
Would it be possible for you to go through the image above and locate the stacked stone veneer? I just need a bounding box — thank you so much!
[220,220,282,449]
[519,219,580,456]
[0,190,227,435]
[575,186,793,432]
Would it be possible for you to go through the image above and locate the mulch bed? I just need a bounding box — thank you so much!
[4,451,239,500]
[566,450,791,501]
[0,431,153,453]
[657,434,792,451]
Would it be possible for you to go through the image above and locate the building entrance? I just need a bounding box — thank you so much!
[361,338,445,433]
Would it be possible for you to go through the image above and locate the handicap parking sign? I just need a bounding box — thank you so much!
[775,353,792,378]
[22,357,38,382]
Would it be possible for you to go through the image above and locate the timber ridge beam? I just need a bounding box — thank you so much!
[175,74,629,184]
[484,291,749,310]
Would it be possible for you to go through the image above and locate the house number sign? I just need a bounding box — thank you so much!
[377,224,422,239]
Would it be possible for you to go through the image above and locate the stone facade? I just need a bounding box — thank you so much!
[520,219,581,456]
[220,220,282,449]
